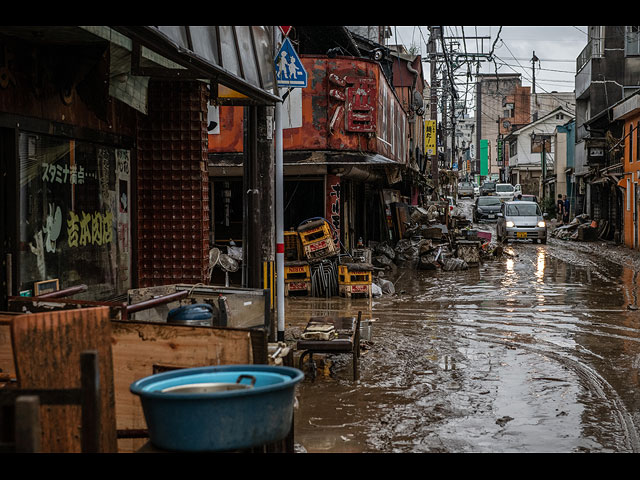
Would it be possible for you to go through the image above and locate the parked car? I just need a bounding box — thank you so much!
[479,181,496,196]
[446,196,455,213]
[458,181,474,198]
[496,201,548,244]
[473,195,502,222]
[473,182,480,196]
[495,183,515,201]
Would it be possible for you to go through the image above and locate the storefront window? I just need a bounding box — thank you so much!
[18,132,131,299]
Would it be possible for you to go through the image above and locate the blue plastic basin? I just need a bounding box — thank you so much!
[130,365,304,452]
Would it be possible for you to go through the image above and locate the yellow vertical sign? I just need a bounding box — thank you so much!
[424,120,436,155]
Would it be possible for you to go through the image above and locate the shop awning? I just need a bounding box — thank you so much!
[112,26,280,105]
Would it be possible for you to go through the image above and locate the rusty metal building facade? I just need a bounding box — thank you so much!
[208,26,423,256]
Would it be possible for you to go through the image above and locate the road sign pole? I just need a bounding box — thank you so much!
[274,30,306,341]
[275,93,285,342]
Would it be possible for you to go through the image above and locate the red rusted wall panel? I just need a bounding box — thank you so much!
[208,56,409,166]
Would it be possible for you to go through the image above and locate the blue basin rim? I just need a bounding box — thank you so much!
[130,364,304,400]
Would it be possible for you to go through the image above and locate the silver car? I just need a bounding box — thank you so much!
[458,181,474,198]
[496,201,548,244]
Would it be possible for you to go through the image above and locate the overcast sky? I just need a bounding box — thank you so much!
[388,26,588,103]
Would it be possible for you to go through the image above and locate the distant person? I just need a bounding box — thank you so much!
[516,194,522,201]
[562,195,570,224]
[557,194,564,223]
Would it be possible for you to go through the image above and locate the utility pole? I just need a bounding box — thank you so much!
[428,26,439,199]
[532,51,539,121]
[531,51,539,94]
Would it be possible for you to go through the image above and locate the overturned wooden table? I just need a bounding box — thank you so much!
[296,312,361,381]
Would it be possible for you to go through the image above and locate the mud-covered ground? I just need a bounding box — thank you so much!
[287,198,640,453]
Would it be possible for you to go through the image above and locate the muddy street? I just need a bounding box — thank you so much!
[287,197,640,453]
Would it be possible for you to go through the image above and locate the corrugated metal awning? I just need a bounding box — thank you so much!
[112,26,281,105]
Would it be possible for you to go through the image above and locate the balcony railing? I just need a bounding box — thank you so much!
[577,38,604,73]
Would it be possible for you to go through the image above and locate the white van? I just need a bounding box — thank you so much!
[495,183,515,201]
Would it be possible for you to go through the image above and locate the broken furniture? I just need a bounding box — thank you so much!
[297,312,362,381]
[2,307,117,453]
[0,351,100,453]
[455,240,482,267]
[3,283,294,453]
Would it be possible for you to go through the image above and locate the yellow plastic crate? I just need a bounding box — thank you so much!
[302,238,338,261]
[298,222,332,247]
[284,231,302,261]
[338,283,372,298]
[284,280,311,296]
[338,265,372,285]
[298,220,338,261]
[284,263,311,281]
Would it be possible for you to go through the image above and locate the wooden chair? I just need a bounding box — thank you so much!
[297,311,362,381]
[0,351,100,452]
[7,307,117,452]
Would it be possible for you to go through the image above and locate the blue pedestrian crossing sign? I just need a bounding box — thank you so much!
[275,38,307,88]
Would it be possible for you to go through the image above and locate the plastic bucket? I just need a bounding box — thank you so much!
[130,365,304,452]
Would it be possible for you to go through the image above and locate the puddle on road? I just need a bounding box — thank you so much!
[289,227,640,453]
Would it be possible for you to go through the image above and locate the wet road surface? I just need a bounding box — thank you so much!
[287,198,640,453]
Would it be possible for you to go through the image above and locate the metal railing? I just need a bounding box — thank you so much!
[577,37,605,73]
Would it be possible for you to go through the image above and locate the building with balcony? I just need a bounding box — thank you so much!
[574,26,640,241]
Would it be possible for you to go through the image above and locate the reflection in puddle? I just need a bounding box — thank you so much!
[292,235,640,453]
[536,249,546,280]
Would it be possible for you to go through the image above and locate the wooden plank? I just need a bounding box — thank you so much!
[14,396,41,453]
[110,321,254,452]
[0,319,16,382]
[10,307,117,453]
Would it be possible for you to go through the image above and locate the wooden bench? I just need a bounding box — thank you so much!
[296,312,361,381]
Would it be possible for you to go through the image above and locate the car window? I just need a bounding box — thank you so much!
[477,197,501,206]
[496,184,514,192]
[506,204,541,216]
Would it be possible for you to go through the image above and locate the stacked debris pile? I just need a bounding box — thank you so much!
[392,203,497,271]
[551,214,601,241]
